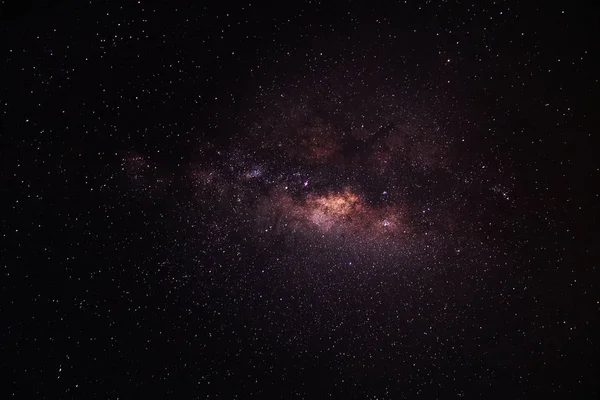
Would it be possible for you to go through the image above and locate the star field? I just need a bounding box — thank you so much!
[2,1,599,398]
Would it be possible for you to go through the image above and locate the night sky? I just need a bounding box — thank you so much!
[2,0,599,398]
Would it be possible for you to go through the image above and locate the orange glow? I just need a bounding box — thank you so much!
[309,190,361,217]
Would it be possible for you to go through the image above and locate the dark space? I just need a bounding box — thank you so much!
[2,1,599,398]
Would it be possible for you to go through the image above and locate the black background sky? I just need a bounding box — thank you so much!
[2,0,599,398]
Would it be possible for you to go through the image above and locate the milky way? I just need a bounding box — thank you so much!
[6,1,597,397]
[124,63,511,325]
